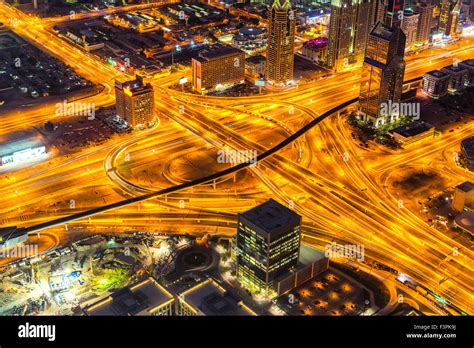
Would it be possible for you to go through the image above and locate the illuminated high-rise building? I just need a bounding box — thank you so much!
[115,75,154,128]
[471,0,474,20]
[265,0,296,85]
[326,0,372,72]
[439,0,461,37]
[370,0,387,29]
[384,0,405,28]
[414,0,434,45]
[236,199,301,296]
[358,22,406,127]
[401,9,419,48]
[439,0,452,32]
[192,45,245,94]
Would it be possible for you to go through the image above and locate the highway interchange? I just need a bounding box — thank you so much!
[0,1,473,315]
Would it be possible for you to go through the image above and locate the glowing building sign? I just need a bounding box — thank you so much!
[1,146,46,166]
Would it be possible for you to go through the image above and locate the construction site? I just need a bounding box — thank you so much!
[0,232,195,315]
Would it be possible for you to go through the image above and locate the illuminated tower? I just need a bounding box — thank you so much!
[326,0,372,72]
[358,23,406,127]
[439,0,452,33]
[414,0,434,45]
[370,0,387,29]
[265,0,296,85]
[439,0,461,37]
[401,9,419,48]
[384,0,405,28]
[115,75,154,129]
[236,199,301,296]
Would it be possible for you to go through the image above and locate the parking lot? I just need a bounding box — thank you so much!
[0,31,93,110]
[278,268,374,316]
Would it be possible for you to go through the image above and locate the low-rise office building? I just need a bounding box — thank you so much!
[422,70,450,98]
[458,59,474,86]
[441,64,468,93]
[274,243,329,296]
[84,277,174,316]
[452,181,474,212]
[245,55,266,79]
[301,37,328,64]
[176,278,257,316]
[389,121,435,146]
[0,137,47,167]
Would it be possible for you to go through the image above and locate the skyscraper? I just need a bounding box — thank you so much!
[326,0,372,72]
[439,0,452,32]
[370,0,387,29]
[236,199,301,296]
[384,0,405,28]
[358,23,406,127]
[401,9,420,48]
[439,0,461,37]
[115,75,155,128]
[265,0,296,85]
[414,0,434,45]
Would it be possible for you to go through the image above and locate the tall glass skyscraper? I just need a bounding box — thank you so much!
[236,199,301,296]
[326,0,372,72]
[384,0,405,28]
[358,22,406,127]
[265,0,296,85]
[439,0,461,37]
[414,0,434,46]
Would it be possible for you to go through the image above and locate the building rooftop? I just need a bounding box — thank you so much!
[195,45,243,62]
[442,64,468,74]
[298,243,327,267]
[238,26,264,37]
[179,278,256,316]
[454,211,474,235]
[305,8,331,17]
[425,70,449,79]
[274,243,328,285]
[239,199,302,235]
[459,59,474,68]
[371,22,395,41]
[246,54,266,64]
[0,137,45,158]
[456,181,474,193]
[303,37,328,50]
[115,75,153,96]
[459,59,474,67]
[272,0,292,11]
[389,121,434,138]
[403,9,416,16]
[84,277,173,316]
